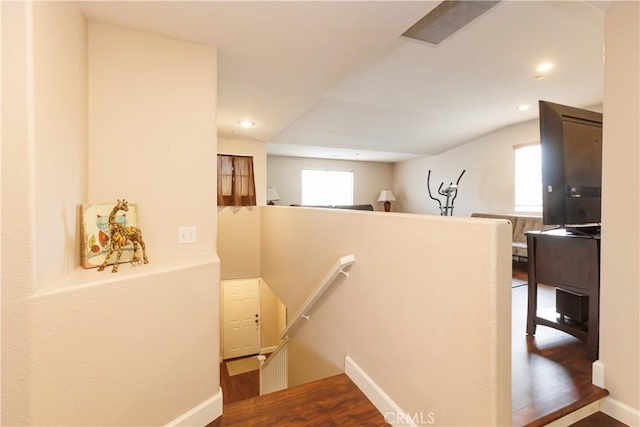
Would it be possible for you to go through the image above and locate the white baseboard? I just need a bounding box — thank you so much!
[592,360,606,388]
[260,345,278,354]
[601,396,640,427]
[591,360,639,426]
[165,388,223,427]
[345,355,420,427]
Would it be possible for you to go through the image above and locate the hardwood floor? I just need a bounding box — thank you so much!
[513,260,529,282]
[569,411,628,427]
[219,357,260,405]
[210,261,626,426]
[511,261,615,426]
[209,374,387,427]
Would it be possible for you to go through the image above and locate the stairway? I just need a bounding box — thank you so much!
[208,374,388,427]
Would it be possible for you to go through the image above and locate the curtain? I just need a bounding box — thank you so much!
[217,155,233,206]
[232,155,256,206]
[217,154,256,206]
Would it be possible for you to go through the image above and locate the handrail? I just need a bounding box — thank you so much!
[279,254,355,340]
[260,336,290,370]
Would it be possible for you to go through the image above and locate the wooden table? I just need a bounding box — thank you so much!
[526,229,601,360]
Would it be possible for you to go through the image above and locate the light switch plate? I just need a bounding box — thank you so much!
[178,226,197,243]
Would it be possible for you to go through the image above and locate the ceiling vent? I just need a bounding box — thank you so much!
[402,0,503,45]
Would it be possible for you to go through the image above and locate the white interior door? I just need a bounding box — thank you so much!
[223,278,260,360]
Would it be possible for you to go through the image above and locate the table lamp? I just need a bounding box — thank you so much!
[377,189,396,212]
[267,187,281,205]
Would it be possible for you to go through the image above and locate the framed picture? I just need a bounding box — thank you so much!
[80,202,139,269]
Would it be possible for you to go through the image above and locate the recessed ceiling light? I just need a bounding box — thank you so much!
[533,75,545,81]
[237,120,255,128]
[518,104,530,111]
[535,62,554,73]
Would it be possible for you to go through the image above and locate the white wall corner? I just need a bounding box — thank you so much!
[165,388,223,427]
[592,360,606,388]
[592,360,640,426]
[600,397,640,427]
[345,355,419,427]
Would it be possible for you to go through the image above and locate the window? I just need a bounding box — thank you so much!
[301,169,353,206]
[217,154,256,206]
[514,143,542,212]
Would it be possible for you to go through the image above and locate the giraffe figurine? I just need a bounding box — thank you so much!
[97,199,149,273]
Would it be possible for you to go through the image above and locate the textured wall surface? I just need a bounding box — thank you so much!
[2,7,221,425]
[261,207,511,426]
[600,2,640,423]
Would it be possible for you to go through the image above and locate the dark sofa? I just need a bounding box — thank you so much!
[290,204,374,211]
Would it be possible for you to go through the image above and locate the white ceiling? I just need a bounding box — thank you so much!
[80,1,606,163]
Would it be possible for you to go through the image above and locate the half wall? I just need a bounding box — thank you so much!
[260,207,511,426]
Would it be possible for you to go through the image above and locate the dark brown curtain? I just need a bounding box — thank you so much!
[217,155,232,206]
[217,154,256,206]
[232,155,256,206]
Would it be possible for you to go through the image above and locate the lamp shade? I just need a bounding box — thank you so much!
[377,189,396,202]
[267,187,281,202]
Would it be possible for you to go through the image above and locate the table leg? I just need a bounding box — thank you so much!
[526,234,537,335]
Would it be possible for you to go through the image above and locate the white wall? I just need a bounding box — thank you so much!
[267,155,394,211]
[259,278,284,351]
[392,120,534,216]
[261,207,512,426]
[390,3,639,422]
[89,22,217,259]
[394,107,601,217]
[599,2,640,424]
[1,7,221,425]
[217,138,265,280]
[218,208,261,280]
[2,3,37,424]
[217,139,282,351]
[217,211,283,353]
[33,2,88,287]
[30,260,219,426]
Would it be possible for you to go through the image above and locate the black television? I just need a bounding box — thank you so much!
[539,100,603,232]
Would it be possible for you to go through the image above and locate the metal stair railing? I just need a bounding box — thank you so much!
[259,254,356,395]
[279,254,355,340]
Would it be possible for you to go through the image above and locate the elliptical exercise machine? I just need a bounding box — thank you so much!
[427,169,465,216]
